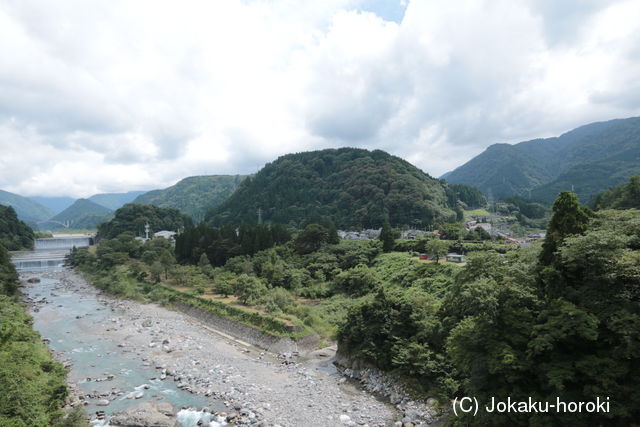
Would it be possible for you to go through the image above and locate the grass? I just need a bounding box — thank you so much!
[168,284,298,326]
[464,209,492,217]
[414,257,466,266]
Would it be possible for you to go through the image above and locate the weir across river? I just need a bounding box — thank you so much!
[11,235,94,272]
[34,236,93,250]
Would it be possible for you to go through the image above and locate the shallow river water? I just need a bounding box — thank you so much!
[20,269,224,426]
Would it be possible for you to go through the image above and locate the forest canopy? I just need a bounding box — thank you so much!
[97,203,192,239]
[0,205,34,250]
[206,148,464,229]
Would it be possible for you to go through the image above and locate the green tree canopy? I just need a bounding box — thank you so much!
[539,191,591,265]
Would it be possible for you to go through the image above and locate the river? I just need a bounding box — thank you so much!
[14,239,226,426]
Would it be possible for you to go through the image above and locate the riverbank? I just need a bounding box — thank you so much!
[27,270,398,426]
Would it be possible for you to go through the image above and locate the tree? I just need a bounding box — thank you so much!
[424,239,449,263]
[149,262,163,283]
[326,222,340,244]
[379,219,395,252]
[438,223,462,240]
[214,280,234,297]
[234,274,267,305]
[158,250,175,280]
[294,224,329,254]
[539,191,591,265]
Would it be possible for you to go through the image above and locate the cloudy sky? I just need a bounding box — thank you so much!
[1,0,639,197]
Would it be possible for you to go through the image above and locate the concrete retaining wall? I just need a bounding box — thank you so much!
[172,301,320,354]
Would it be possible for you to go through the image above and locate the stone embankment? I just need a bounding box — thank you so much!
[334,351,447,427]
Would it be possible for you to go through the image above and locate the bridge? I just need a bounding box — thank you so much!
[36,220,72,229]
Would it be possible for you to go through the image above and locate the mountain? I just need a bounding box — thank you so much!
[206,148,460,229]
[133,175,246,221]
[0,205,34,250]
[40,199,113,230]
[591,175,640,210]
[88,191,147,210]
[443,117,640,203]
[30,196,76,215]
[0,189,53,222]
[97,203,193,239]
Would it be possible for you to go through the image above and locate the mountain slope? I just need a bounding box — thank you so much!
[591,175,640,210]
[0,189,53,222]
[97,203,192,239]
[444,117,640,202]
[0,205,34,250]
[88,191,147,210]
[207,148,459,228]
[30,196,76,215]
[42,199,113,230]
[133,175,246,221]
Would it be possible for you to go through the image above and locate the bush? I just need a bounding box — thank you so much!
[332,265,380,296]
[263,287,296,314]
[234,274,267,305]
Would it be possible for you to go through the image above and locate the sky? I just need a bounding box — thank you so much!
[1,0,640,198]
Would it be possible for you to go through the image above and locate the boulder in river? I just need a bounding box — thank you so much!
[109,402,176,426]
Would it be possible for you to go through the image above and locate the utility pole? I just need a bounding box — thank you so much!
[257,207,263,225]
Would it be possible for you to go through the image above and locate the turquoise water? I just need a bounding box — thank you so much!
[24,274,224,426]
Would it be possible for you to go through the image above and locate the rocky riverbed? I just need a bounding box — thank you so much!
[24,270,422,426]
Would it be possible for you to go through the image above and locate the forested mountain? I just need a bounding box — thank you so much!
[207,148,460,229]
[88,191,147,210]
[444,117,640,203]
[0,205,34,250]
[134,175,245,221]
[591,175,640,210]
[97,203,193,239]
[42,199,113,230]
[0,189,53,222]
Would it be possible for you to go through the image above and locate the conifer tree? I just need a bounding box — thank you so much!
[539,191,591,265]
[379,219,395,253]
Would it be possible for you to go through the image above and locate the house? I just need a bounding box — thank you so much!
[445,253,466,263]
[153,230,177,241]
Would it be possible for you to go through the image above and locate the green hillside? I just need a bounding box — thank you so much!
[88,191,147,210]
[0,189,53,222]
[591,175,640,210]
[42,199,113,230]
[207,148,460,229]
[29,196,75,215]
[133,175,245,221]
[444,117,640,203]
[0,205,34,250]
[97,203,193,239]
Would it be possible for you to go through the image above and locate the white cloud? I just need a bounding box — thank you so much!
[0,0,639,197]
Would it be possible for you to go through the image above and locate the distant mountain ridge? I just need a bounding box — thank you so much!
[443,117,640,203]
[0,189,53,222]
[88,191,147,210]
[30,196,76,215]
[134,175,246,221]
[40,199,113,230]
